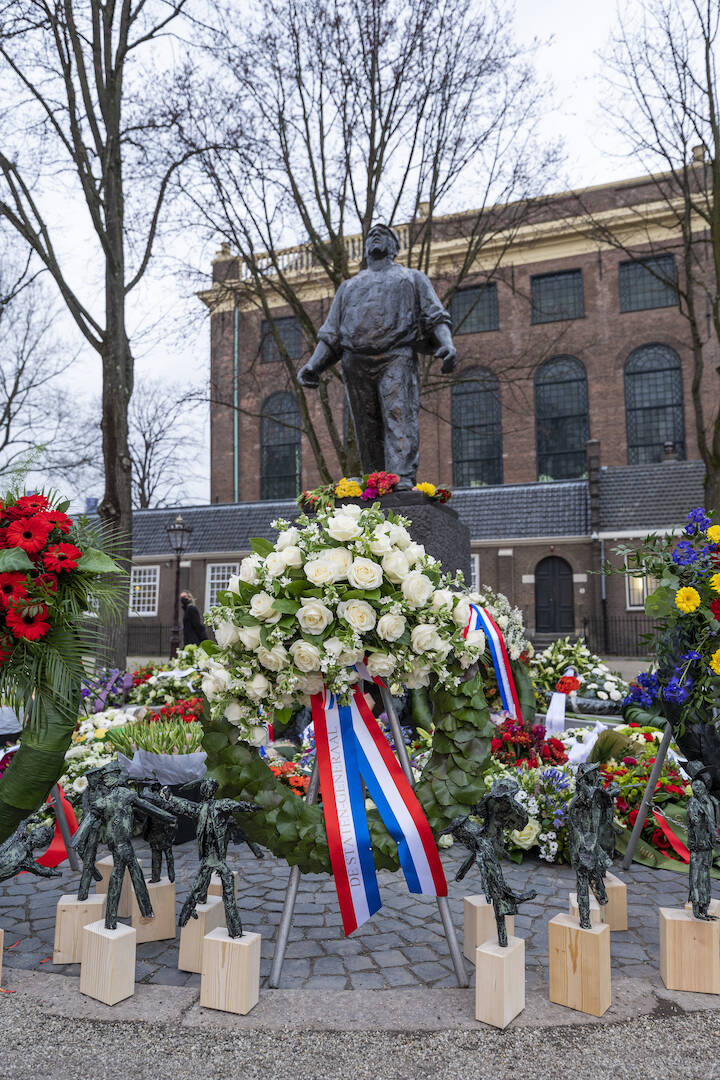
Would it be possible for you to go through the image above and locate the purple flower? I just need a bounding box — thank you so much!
[672,540,698,565]
[664,676,690,705]
[622,756,638,766]
[361,486,379,501]
[685,507,711,535]
[681,650,701,662]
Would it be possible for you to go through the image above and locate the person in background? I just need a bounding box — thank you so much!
[180,591,208,646]
[0,702,22,749]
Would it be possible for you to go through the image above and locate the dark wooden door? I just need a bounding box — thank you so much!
[535,556,574,633]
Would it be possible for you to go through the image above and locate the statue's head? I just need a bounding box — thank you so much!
[27,823,54,851]
[692,777,708,798]
[200,777,219,800]
[365,223,400,262]
[101,761,127,788]
[576,762,601,790]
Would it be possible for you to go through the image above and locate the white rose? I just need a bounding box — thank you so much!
[245,674,270,702]
[382,550,410,583]
[289,639,322,672]
[224,700,245,723]
[348,557,383,591]
[327,512,362,542]
[338,503,362,519]
[296,598,333,634]
[250,591,277,621]
[325,547,353,580]
[214,619,241,649]
[264,551,287,578]
[339,645,365,666]
[239,555,261,584]
[401,571,434,609]
[337,598,376,633]
[452,597,471,627]
[404,542,426,566]
[431,588,454,612]
[376,613,406,642]
[227,574,242,595]
[368,527,393,556]
[465,628,486,652]
[411,623,443,654]
[201,666,232,700]
[247,724,269,746]
[280,545,303,569]
[237,625,262,651]
[304,558,338,586]
[405,664,431,689]
[323,636,344,657]
[257,643,289,672]
[366,652,397,678]
[388,524,411,549]
[296,672,324,696]
[597,690,609,701]
[276,527,299,550]
[510,818,541,851]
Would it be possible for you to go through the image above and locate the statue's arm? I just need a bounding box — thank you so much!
[132,794,177,824]
[415,273,456,372]
[298,287,344,386]
[26,859,61,879]
[159,791,199,819]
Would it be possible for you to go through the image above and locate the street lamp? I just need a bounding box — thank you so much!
[165,513,194,659]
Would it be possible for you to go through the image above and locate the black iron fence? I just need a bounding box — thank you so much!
[581,614,657,658]
[126,623,176,658]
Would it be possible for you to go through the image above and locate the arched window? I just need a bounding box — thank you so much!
[260,392,301,500]
[451,371,502,487]
[535,356,589,479]
[625,344,685,464]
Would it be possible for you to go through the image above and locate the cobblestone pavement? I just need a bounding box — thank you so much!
[0,841,690,991]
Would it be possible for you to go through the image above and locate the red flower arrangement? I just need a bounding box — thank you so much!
[0,573,29,608]
[6,516,51,555]
[6,602,51,641]
[269,759,310,796]
[157,697,204,723]
[132,663,161,687]
[490,717,568,767]
[44,543,82,573]
[555,675,580,695]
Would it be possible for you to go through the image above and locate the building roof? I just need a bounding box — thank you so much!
[131,460,706,556]
[597,460,705,533]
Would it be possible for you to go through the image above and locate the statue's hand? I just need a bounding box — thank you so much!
[434,344,457,374]
[297,362,320,388]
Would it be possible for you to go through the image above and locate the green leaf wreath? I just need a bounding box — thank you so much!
[0,491,124,841]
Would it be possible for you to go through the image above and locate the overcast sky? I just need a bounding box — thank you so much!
[26,0,636,509]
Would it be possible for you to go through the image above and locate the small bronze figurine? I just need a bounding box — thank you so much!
[74,767,110,900]
[71,761,176,929]
[441,778,537,947]
[568,762,613,929]
[161,777,263,938]
[598,779,621,862]
[0,815,61,883]
[138,780,178,883]
[685,762,719,920]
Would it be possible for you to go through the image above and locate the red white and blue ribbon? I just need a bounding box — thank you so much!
[465,603,523,721]
[311,684,447,935]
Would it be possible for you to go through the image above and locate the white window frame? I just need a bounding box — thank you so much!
[624,557,657,611]
[205,562,239,610]
[469,553,480,592]
[128,565,160,617]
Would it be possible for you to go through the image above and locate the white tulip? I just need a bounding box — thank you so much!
[224,700,245,722]
[237,624,262,651]
[368,527,393,556]
[239,555,262,584]
[323,636,344,657]
[227,574,242,595]
[382,549,410,583]
[465,628,486,652]
[327,512,362,542]
[376,613,406,642]
[304,558,338,586]
[276,526,299,550]
[337,598,376,633]
[366,652,396,678]
[401,571,434,609]
[405,664,431,689]
[348,557,383,591]
[257,643,289,672]
[289,639,322,672]
[338,503,362,518]
[247,724,269,746]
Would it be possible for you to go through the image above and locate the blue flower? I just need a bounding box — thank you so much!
[541,767,570,790]
[685,507,712,535]
[673,540,698,565]
[681,650,701,662]
[664,676,690,705]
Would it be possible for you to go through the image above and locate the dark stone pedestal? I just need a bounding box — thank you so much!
[337,492,471,580]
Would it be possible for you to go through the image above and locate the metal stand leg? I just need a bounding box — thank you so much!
[621,722,673,870]
[378,685,469,988]
[50,784,80,871]
[269,758,319,988]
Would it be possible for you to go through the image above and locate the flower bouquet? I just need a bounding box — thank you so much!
[530,637,628,711]
[298,473,452,512]
[0,491,122,840]
[490,717,568,768]
[106,713,206,785]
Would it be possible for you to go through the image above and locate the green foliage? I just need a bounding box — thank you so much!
[107,719,204,756]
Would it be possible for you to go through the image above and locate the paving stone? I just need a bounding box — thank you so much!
[372,949,407,967]
[383,966,421,987]
[344,954,376,972]
[311,956,345,975]
[347,971,387,989]
[401,945,442,963]
[413,961,453,983]
[304,975,348,989]
[285,940,319,959]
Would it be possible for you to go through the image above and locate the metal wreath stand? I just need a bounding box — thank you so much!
[269,681,468,988]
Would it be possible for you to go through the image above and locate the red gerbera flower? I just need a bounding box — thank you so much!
[35,572,58,594]
[710,598,720,622]
[44,542,82,573]
[7,494,50,518]
[6,602,50,641]
[40,511,73,535]
[0,572,29,609]
[6,516,51,555]
[0,633,14,664]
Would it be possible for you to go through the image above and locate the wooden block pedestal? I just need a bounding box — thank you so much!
[95,856,144,919]
[463,896,514,961]
[80,921,136,1005]
[568,892,604,927]
[53,894,107,964]
[200,928,261,1015]
[209,871,238,900]
[475,935,525,1029]
[0,927,4,987]
[130,877,176,943]
[684,897,720,917]
[604,872,628,931]
[659,908,720,993]
[549,913,611,1017]
[178,898,225,973]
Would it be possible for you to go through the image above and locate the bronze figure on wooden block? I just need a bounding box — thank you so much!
[161,777,263,938]
[685,762,719,920]
[139,780,178,883]
[297,224,457,489]
[0,815,60,884]
[567,762,614,930]
[441,778,537,947]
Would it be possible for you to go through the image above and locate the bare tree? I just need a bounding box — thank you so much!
[584,0,720,505]
[182,0,560,481]
[0,0,203,662]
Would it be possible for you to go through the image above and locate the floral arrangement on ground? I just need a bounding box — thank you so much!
[199,501,535,874]
[529,636,628,707]
[298,472,452,512]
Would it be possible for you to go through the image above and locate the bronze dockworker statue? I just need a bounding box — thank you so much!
[297,223,457,489]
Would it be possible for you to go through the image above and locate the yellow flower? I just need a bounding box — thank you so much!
[710,572,720,594]
[675,586,701,613]
[334,478,363,497]
[711,649,720,675]
[707,525,720,544]
[414,481,436,496]
[94,729,107,740]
